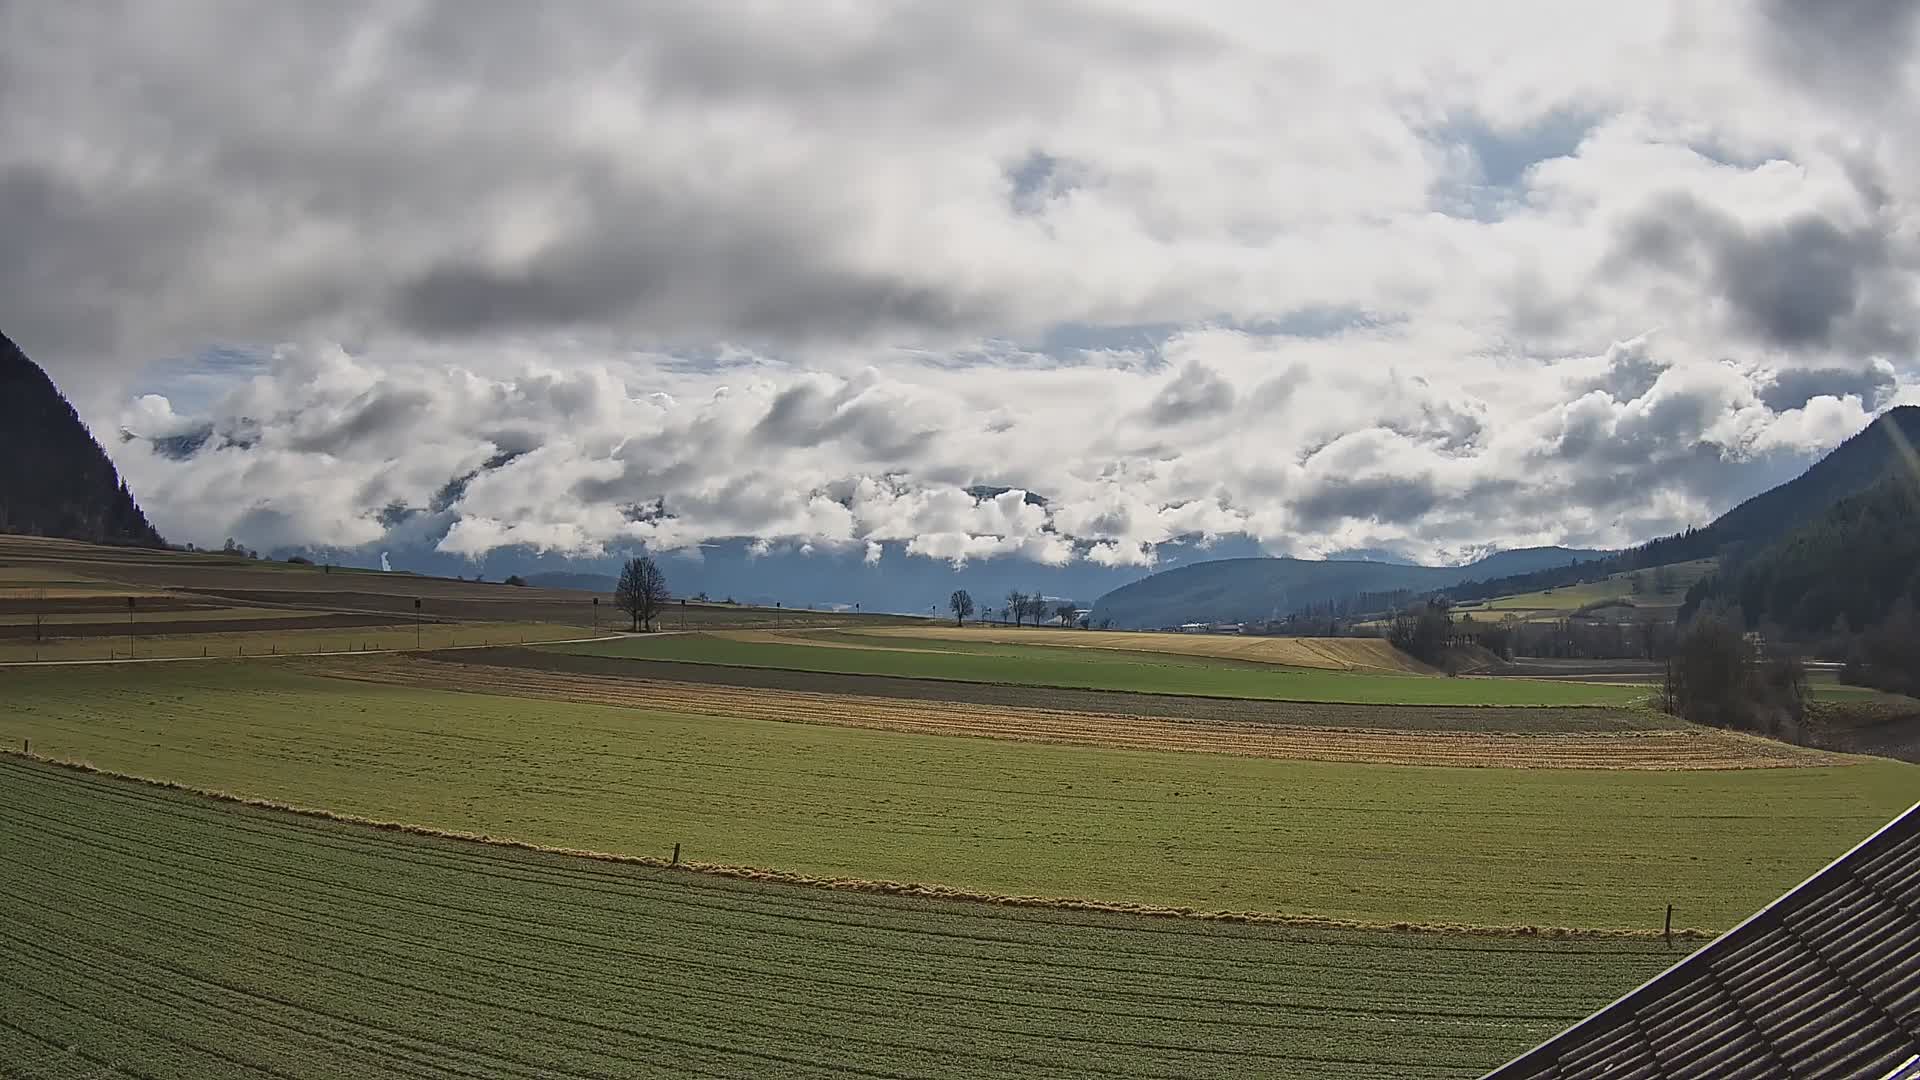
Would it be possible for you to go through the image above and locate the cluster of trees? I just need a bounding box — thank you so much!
[1387,600,1456,670]
[1842,601,1920,698]
[1660,615,1807,737]
[1477,615,1677,661]
[946,589,1078,628]
[1011,591,1077,628]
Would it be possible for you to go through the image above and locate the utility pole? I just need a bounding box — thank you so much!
[127,596,136,658]
[592,596,599,634]
[413,597,422,649]
[680,597,687,631]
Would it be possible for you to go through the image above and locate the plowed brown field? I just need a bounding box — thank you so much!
[305,656,1833,770]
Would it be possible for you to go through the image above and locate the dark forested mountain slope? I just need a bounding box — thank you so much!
[1685,473,1920,636]
[1446,406,1920,606]
[0,331,164,547]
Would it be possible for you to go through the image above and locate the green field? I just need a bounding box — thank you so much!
[1457,559,1718,620]
[3,661,1910,930]
[0,620,594,663]
[550,632,1650,706]
[0,756,1683,1080]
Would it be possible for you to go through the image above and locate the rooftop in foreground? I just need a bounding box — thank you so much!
[1483,800,1920,1080]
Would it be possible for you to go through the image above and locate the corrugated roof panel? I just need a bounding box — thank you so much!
[1482,802,1920,1080]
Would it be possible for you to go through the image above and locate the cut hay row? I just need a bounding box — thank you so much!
[0,756,1678,1079]
[309,655,1835,770]
[849,625,1437,673]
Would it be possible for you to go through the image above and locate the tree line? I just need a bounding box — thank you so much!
[1681,474,1920,695]
[947,589,1079,628]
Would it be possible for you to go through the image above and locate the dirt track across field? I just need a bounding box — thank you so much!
[448,645,1674,732]
[304,654,1831,769]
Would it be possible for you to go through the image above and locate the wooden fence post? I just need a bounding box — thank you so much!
[672,843,681,866]
[1664,903,1673,947]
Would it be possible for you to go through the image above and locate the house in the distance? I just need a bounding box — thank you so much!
[1483,801,1920,1080]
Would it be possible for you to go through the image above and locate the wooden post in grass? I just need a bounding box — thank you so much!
[22,738,28,757]
[414,597,422,650]
[127,596,136,658]
[672,843,680,866]
[1664,904,1673,947]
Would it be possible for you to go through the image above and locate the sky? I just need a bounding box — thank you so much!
[4,1,1918,572]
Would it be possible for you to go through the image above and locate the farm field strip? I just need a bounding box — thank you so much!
[549,633,1651,706]
[2,661,1911,929]
[0,756,1680,1079]
[846,626,1437,673]
[0,620,597,663]
[461,647,1682,731]
[314,656,1830,770]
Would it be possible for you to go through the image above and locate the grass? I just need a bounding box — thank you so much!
[549,632,1651,706]
[1,661,1910,930]
[848,626,1435,673]
[0,756,1679,1080]
[0,605,334,627]
[0,621,598,663]
[1458,559,1718,620]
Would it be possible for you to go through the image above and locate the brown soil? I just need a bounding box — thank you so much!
[302,654,1831,770]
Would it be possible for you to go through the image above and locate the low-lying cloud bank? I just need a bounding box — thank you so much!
[114,331,1902,568]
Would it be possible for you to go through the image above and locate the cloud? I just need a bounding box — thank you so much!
[1145,363,1236,425]
[4,2,1918,572]
[1753,0,1920,102]
[1609,193,1918,357]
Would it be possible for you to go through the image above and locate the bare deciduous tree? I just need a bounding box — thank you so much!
[949,589,975,626]
[616,555,670,631]
[1054,602,1077,628]
[1005,591,1025,627]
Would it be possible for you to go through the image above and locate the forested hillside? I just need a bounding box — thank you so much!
[0,331,164,547]
[1687,475,1920,636]
[1448,406,1920,606]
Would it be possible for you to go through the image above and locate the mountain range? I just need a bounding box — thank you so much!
[1095,405,1920,629]
[1086,547,1608,630]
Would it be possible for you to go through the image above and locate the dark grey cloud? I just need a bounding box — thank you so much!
[1145,364,1235,424]
[1609,193,1918,356]
[286,387,435,454]
[751,380,940,460]
[1760,364,1898,411]
[1293,474,1441,528]
[0,0,1217,377]
[1755,0,1920,100]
